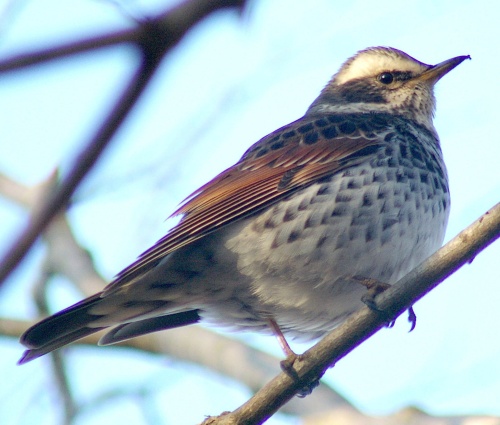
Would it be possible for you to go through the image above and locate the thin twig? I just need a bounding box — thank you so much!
[0,0,246,73]
[0,28,134,72]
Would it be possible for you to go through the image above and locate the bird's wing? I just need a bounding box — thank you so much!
[108,113,390,290]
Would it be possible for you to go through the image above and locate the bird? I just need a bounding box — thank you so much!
[19,47,469,365]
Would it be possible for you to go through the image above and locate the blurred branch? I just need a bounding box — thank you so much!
[0,171,348,418]
[0,25,131,72]
[32,262,77,425]
[302,408,500,425]
[204,202,500,424]
[0,0,246,73]
[2,317,348,417]
[1,307,497,425]
[0,0,247,290]
[0,170,60,210]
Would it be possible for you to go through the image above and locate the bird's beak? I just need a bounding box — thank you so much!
[419,55,471,83]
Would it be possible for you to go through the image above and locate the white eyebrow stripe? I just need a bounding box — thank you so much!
[334,51,429,85]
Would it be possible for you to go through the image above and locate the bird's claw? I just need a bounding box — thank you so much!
[280,353,320,398]
[356,276,417,331]
[280,353,300,374]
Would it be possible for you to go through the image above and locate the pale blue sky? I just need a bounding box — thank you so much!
[0,0,499,424]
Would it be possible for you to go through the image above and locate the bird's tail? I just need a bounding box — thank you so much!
[19,293,106,364]
[19,292,200,364]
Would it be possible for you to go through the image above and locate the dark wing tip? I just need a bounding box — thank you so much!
[18,293,106,364]
[18,349,39,365]
[99,310,200,346]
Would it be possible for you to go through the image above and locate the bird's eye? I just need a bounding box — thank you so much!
[378,72,394,84]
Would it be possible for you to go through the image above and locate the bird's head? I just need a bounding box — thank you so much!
[307,47,470,133]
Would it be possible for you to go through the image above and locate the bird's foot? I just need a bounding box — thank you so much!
[355,276,417,331]
[280,352,300,373]
[269,318,320,397]
[279,353,319,397]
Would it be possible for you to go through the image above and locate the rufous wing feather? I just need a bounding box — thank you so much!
[109,115,384,290]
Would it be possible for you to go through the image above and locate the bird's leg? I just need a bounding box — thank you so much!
[267,318,319,397]
[354,276,417,331]
[268,318,298,367]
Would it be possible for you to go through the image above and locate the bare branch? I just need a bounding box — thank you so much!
[0,27,133,73]
[2,317,347,417]
[0,0,246,73]
[203,202,500,424]
[32,264,78,424]
[0,0,247,289]
[0,170,58,208]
